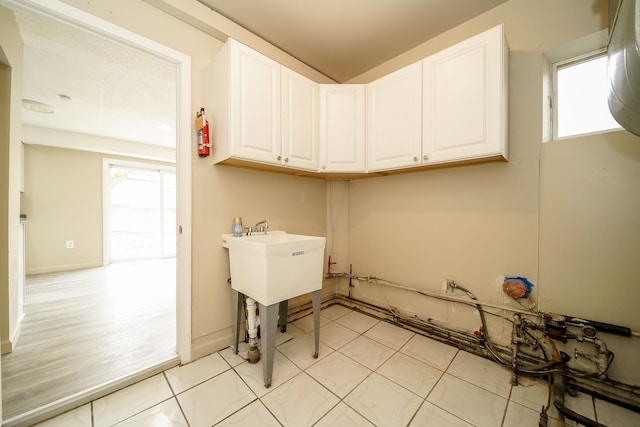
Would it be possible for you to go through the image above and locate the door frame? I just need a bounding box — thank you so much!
[5,0,193,363]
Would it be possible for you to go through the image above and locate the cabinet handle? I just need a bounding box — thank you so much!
[413,156,418,162]
[284,157,289,163]
[321,165,326,170]
[277,155,282,161]
[423,155,429,161]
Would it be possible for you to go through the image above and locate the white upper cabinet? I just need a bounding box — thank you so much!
[422,24,508,164]
[319,85,366,173]
[281,67,319,171]
[366,62,423,172]
[211,38,281,165]
[211,26,508,177]
[211,39,319,171]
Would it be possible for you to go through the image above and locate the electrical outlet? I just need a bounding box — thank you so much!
[65,240,74,249]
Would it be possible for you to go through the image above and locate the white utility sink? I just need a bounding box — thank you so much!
[222,231,326,306]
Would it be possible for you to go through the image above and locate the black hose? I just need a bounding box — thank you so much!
[553,371,607,427]
[566,316,631,337]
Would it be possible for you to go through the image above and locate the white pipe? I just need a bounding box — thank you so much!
[359,277,640,337]
[246,297,258,347]
[360,276,537,316]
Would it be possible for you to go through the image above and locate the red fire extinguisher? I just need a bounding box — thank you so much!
[196,107,210,158]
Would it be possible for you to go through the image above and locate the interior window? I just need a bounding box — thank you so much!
[552,51,622,140]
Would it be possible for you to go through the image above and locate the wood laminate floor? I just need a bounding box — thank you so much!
[1,259,177,420]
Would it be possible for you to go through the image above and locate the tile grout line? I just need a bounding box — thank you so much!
[287,314,393,426]
[420,370,474,427]
[161,371,191,427]
[327,314,425,425]
[305,316,428,426]
[305,360,376,426]
[499,378,515,427]
[232,314,463,426]
[211,357,265,427]
[257,398,285,427]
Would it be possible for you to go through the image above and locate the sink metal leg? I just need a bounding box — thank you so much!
[312,290,321,358]
[278,300,288,332]
[233,290,243,354]
[259,302,279,388]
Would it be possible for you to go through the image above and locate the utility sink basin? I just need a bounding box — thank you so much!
[222,231,326,306]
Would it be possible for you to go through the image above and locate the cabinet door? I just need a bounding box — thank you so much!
[319,85,366,172]
[367,62,422,171]
[422,24,507,164]
[281,68,319,171]
[229,40,281,164]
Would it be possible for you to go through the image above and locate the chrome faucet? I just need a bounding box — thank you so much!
[254,220,269,233]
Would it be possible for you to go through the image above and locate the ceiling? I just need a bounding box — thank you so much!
[11,0,508,152]
[197,0,508,82]
[14,8,177,149]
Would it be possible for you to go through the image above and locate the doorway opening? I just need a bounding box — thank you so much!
[1,0,192,424]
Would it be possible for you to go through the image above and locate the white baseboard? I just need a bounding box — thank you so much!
[26,262,103,276]
[190,327,235,362]
[2,313,24,354]
[1,338,13,354]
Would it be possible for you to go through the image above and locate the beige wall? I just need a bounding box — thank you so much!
[23,145,102,273]
[539,132,640,382]
[0,6,24,381]
[341,0,640,385]
[191,166,326,354]
[22,144,175,274]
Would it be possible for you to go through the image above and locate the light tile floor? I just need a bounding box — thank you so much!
[37,305,640,427]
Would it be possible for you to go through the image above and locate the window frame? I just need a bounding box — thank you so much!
[551,48,621,140]
[102,158,177,264]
